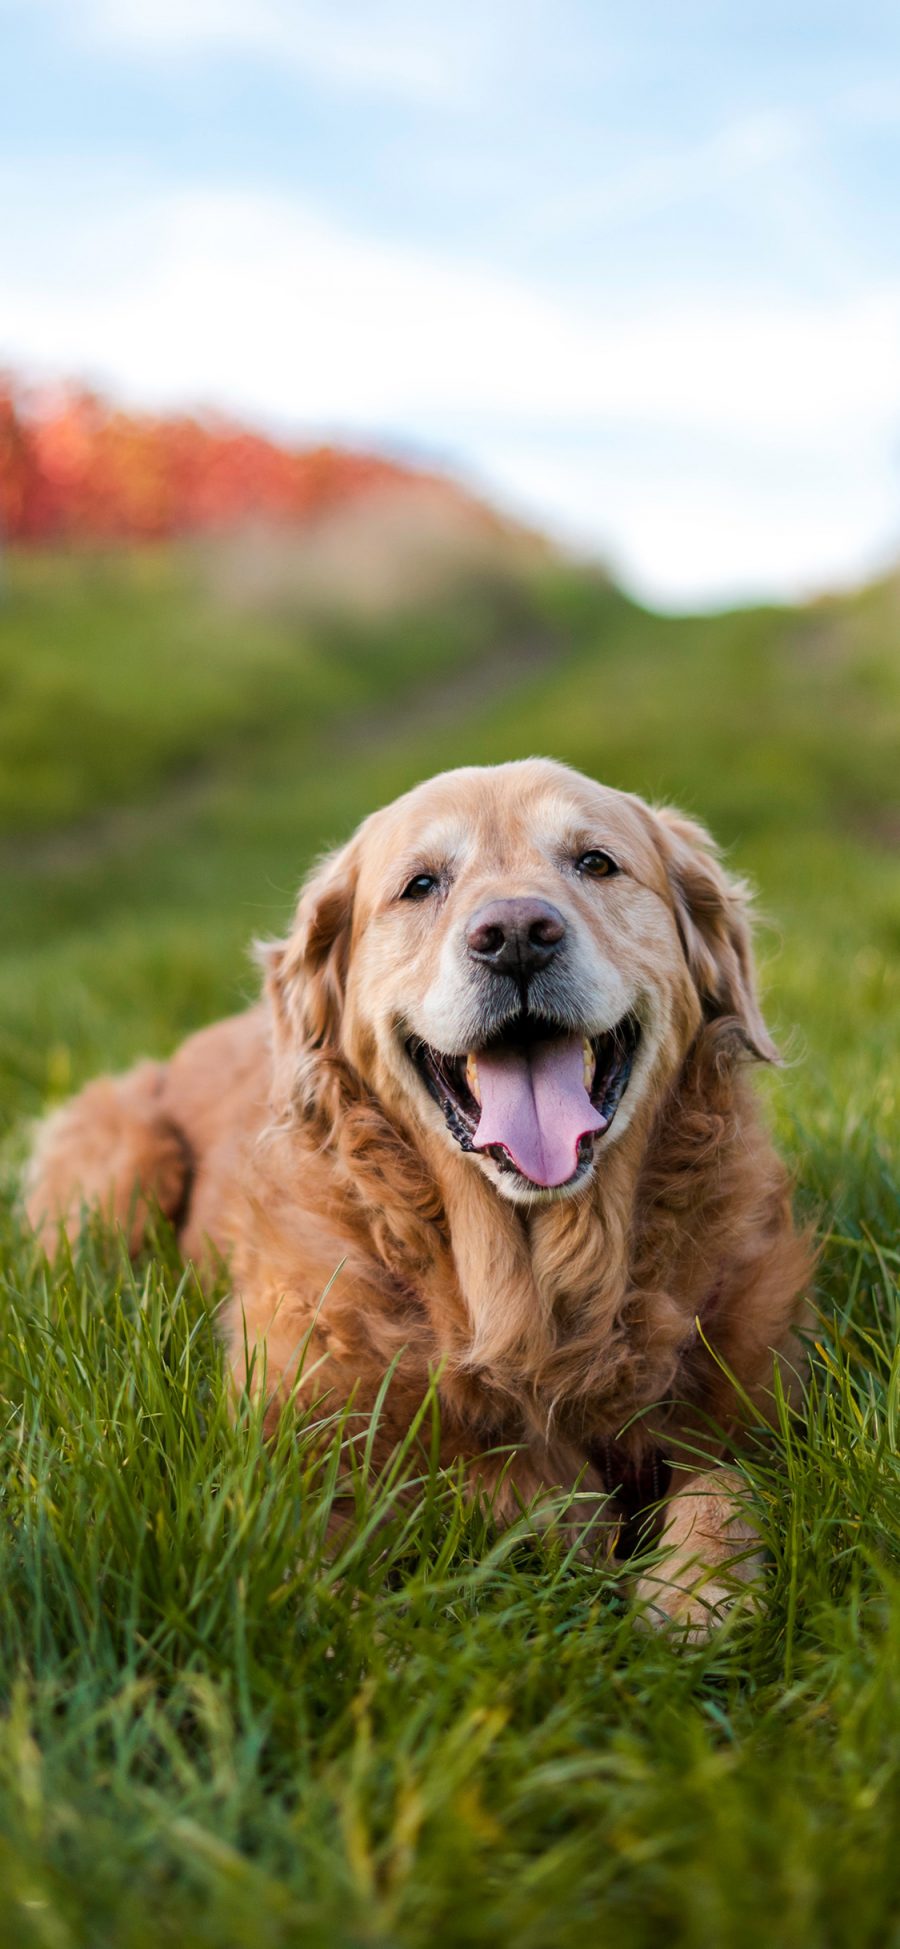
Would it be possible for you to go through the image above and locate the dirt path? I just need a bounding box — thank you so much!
[340,626,564,752]
[3,626,566,878]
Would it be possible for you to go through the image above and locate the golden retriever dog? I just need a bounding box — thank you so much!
[25,760,810,1633]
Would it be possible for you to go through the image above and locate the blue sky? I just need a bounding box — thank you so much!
[2,0,900,604]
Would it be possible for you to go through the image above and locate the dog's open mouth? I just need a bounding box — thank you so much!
[408,1012,641,1190]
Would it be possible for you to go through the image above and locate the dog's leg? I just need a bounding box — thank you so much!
[633,1466,765,1639]
[24,1060,191,1255]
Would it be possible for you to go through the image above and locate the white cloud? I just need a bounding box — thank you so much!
[478,436,900,608]
[4,184,898,443]
[25,0,492,103]
[531,109,810,234]
[2,182,899,603]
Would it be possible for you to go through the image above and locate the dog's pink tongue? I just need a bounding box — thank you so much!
[472,1034,604,1188]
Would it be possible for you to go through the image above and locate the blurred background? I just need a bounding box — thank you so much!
[0,0,898,1177]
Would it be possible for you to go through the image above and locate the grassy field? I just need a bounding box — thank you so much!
[0,543,898,1947]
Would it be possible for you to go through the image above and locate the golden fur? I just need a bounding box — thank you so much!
[25,760,811,1632]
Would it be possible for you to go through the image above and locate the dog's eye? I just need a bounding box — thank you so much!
[575,850,620,879]
[401,872,439,901]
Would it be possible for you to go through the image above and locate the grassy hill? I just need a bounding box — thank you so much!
[0,543,898,1947]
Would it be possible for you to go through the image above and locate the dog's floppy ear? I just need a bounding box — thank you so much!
[260,838,360,1120]
[654,806,777,1063]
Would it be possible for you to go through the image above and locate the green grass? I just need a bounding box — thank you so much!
[0,546,898,1946]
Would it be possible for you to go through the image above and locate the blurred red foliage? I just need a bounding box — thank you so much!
[0,373,429,543]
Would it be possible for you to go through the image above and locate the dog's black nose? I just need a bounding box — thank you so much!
[466,898,566,977]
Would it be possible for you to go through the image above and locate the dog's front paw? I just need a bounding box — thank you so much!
[634,1561,764,1641]
[633,1468,766,1642]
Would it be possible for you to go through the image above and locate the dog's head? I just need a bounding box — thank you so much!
[266,760,775,1204]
